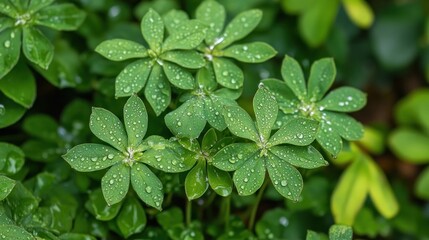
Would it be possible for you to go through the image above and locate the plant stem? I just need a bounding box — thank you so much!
[224,195,231,230]
[186,200,192,227]
[248,179,268,231]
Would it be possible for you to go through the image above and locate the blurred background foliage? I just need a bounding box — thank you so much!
[1,0,429,239]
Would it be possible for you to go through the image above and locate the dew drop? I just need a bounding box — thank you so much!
[123,86,131,93]
[145,186,152,193]
[107,153,114,159]
[281,180,287,186]
[4,40,10,48]
[109,179,114,184]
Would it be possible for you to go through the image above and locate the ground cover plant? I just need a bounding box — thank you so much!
[1,0,429,239]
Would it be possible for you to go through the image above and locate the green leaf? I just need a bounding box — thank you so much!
[0,17,14,32]
[23,114,59,142]
[0,225,33,239]
[0,92,26,128]
[331,158,369,225]
[160,50,205,69]
[116,197,147,238]
[281,0,312,14]
[203,96,227,131]
[197,64,217,91]
[162,20,207,51]
[131,163,163,210]
[163,9,189,34]
[115,59,152,97]
[254,86,278,141]
[366,157,399,219]
[223,42,277,63]
[212,55,243,89]
[202,128,217,152]
[21,140,58,162]
[144,136,193,172]
[306,230,326,240]
[35,3,86,31]
[389,128,429,164]
[87,188,122,221]
[162,62,195,89]
[0,61,36,108]
[0,175,15,200]
[124,95,148,148]
[185,160,208,200]
[281,55,307,100]
[262,78,297,107]
[63,143,122,172]
[27,0,54,13]
[270,145,327,169]
[266,153,303,201]
[318,87,366,112]
[233,154,265,196]
[343,0,374,28]
[268,118,318,146]
[212,143,259,171]
[329,225,353,240]
[223,105,259,142]
[22,26,54,69]
[217,9,262,49]
[141,9,164,52]
[59,233,97,240]
[324,112,364,141]
[90,107,128,151]
[196,0,226,45]
[298,0,339,47]
[0,142,25,175]
[165,98,206,139]
[144,64,171,116]
[95,39,148,61]
[316,122,343,156]
[207,165,232,197]
[0,3,19,17]
[101,163,130,206]
[416,166,429,200]
[307,58,336,101]
[0,28,21,79]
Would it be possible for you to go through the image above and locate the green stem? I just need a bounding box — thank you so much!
[186,200,192,227]
[248,179,269,231]
[224,195,231,230]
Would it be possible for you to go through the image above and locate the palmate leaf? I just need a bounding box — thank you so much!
[203,96,227,131]
[63,143,122,172]
[87,188,122,221]
[34,3,86,31]
[196,0,226,45]
[0,225,33,239]
[233,154,265,196]
[163,9,189,34]
[0,175,15,200]
[266,153,303,201]
[0,28,21,79]
[254,86,278,141]
[124,95,148,148]
[223,42,277,63]
[316,122,343,156]
[165,98,206,139]
[115,59,152,97]
[95,39,148,61]
[101,163,130,206]
[217,9,263,49]
[27,0,54,13]
[131,163,163,210]
[318,87,367,112]
[22,26,54,69]
[90,107,128,151]
[324,112,364,141]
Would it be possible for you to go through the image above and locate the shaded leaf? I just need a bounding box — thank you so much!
[389,128,429,164]
[0,28,21,79]
[116,197,147,238]
[185,160,208,200]
[35,3,86,30]
[0,175,15,200]
[22,26,54,69]
[207,165,232,197]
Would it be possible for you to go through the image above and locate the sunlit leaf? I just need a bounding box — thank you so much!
[95,39,148,61]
